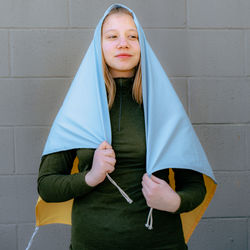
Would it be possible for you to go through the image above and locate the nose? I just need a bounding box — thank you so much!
[117,37,129,48]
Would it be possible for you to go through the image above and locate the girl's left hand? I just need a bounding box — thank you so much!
[141,173,181,213]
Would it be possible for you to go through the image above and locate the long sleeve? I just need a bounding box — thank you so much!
[173,168,206,213]
[37,149,94,203]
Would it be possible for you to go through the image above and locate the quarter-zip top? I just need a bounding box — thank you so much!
[111,77,135,133]
[118,81,123,131]
[109,77,146,169]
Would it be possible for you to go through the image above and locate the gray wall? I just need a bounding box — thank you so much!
[0,1,249,249]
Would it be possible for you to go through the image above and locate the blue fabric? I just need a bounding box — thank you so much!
[42,3,216,182]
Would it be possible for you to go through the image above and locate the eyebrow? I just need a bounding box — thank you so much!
[103,28,138,34]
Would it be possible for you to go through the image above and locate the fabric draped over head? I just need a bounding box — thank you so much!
[36,3,217,242]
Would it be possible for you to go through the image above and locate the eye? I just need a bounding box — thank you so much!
[107,35,117,39]
[128,35,138,40]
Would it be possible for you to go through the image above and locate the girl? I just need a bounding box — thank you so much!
[37,4,216,250]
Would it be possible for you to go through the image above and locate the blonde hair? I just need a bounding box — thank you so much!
[101,6,142,109]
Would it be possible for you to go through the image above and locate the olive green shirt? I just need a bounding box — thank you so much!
[38,77,206,250]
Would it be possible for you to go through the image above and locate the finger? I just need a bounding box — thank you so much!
[98,141,112,150]
[102,160,115,173]
[150,174,165,184]
[141,177,151,190]
[142,179,158,194]
[142,174,155,188]
[106,166,115,174]
[102,148,116,158]
[104,157,116,168]
[141,187,148,200]
[142,173,151,182]
[141,182,151,197]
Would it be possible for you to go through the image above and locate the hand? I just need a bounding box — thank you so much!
[85,141,116,187]
[141,174,181,213]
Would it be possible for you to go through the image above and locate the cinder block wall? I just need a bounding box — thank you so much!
[0,1,249,249]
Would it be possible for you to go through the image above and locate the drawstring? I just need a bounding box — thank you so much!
[25,226,39,250]
[25,176,141,250]
[145,207,153,230]
[106,173,133,204]
[25,174,132,250]
[106,174,153,229]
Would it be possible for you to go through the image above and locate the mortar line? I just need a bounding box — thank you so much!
[16,224,19,250]
[1,123,249,128]
[0,76,73,79]
[0,27,93,30]
[247,217,249,250]
[186,76,250,79]
[189,27,250,31]
[8,30,11,76]
[243,29,247,76]
[67,0,70,27]
[0,125,50,128]
[185,0,189,29]
[0,26,250,31]
[187,78,191,118]
[0,173,38,177]
[13,127,16,174]
[246,122,249,168]
[184,0,187,28]
[193,122,250,126]
[213,170,250,173]
[1,75,248,79]
[202,216,250,220]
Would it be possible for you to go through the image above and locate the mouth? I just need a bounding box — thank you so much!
[115,53,132,58]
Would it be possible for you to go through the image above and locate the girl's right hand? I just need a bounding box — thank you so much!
[85,141,116,187]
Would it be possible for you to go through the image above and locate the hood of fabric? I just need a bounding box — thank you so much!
[42,3,216,182]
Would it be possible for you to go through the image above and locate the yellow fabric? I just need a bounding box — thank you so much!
[36,158,216,242]
[36,157,79,226]
[168,169,217,243]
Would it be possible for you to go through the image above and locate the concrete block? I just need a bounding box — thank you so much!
[0,175,38,224]
[19,224,71,250]
[188,218,248,250]
[0,78,70,126]
[15,127,49,174]
[70,0,186,28]
[145,29,244,77]
[0,31,9,76]
[0,224,17,250]
[188,0,250,28]
[11,30,93,77]
[170,78,188,111]
[194,125,247,171]
[189,78,250,123]
[0,0,68,27]
[246,31,250,76]
[203,172,250,217]
[0,128,14,174]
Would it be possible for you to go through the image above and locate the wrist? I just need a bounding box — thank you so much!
[85,171,98,187]
[172,193,181,212]
[163,191,181,213]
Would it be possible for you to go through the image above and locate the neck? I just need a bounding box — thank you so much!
[110,69,135,78]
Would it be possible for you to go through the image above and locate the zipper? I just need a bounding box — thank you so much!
[118,82,122,131]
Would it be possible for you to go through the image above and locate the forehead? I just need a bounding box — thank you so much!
[102,13,137,31]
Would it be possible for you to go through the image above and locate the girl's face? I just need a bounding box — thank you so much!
[102,13,141,78]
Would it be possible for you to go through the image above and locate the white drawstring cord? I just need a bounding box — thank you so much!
[145,207,153,230]
[106,173,133,204]
[25,175,132,250]
[25,226,39,250]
